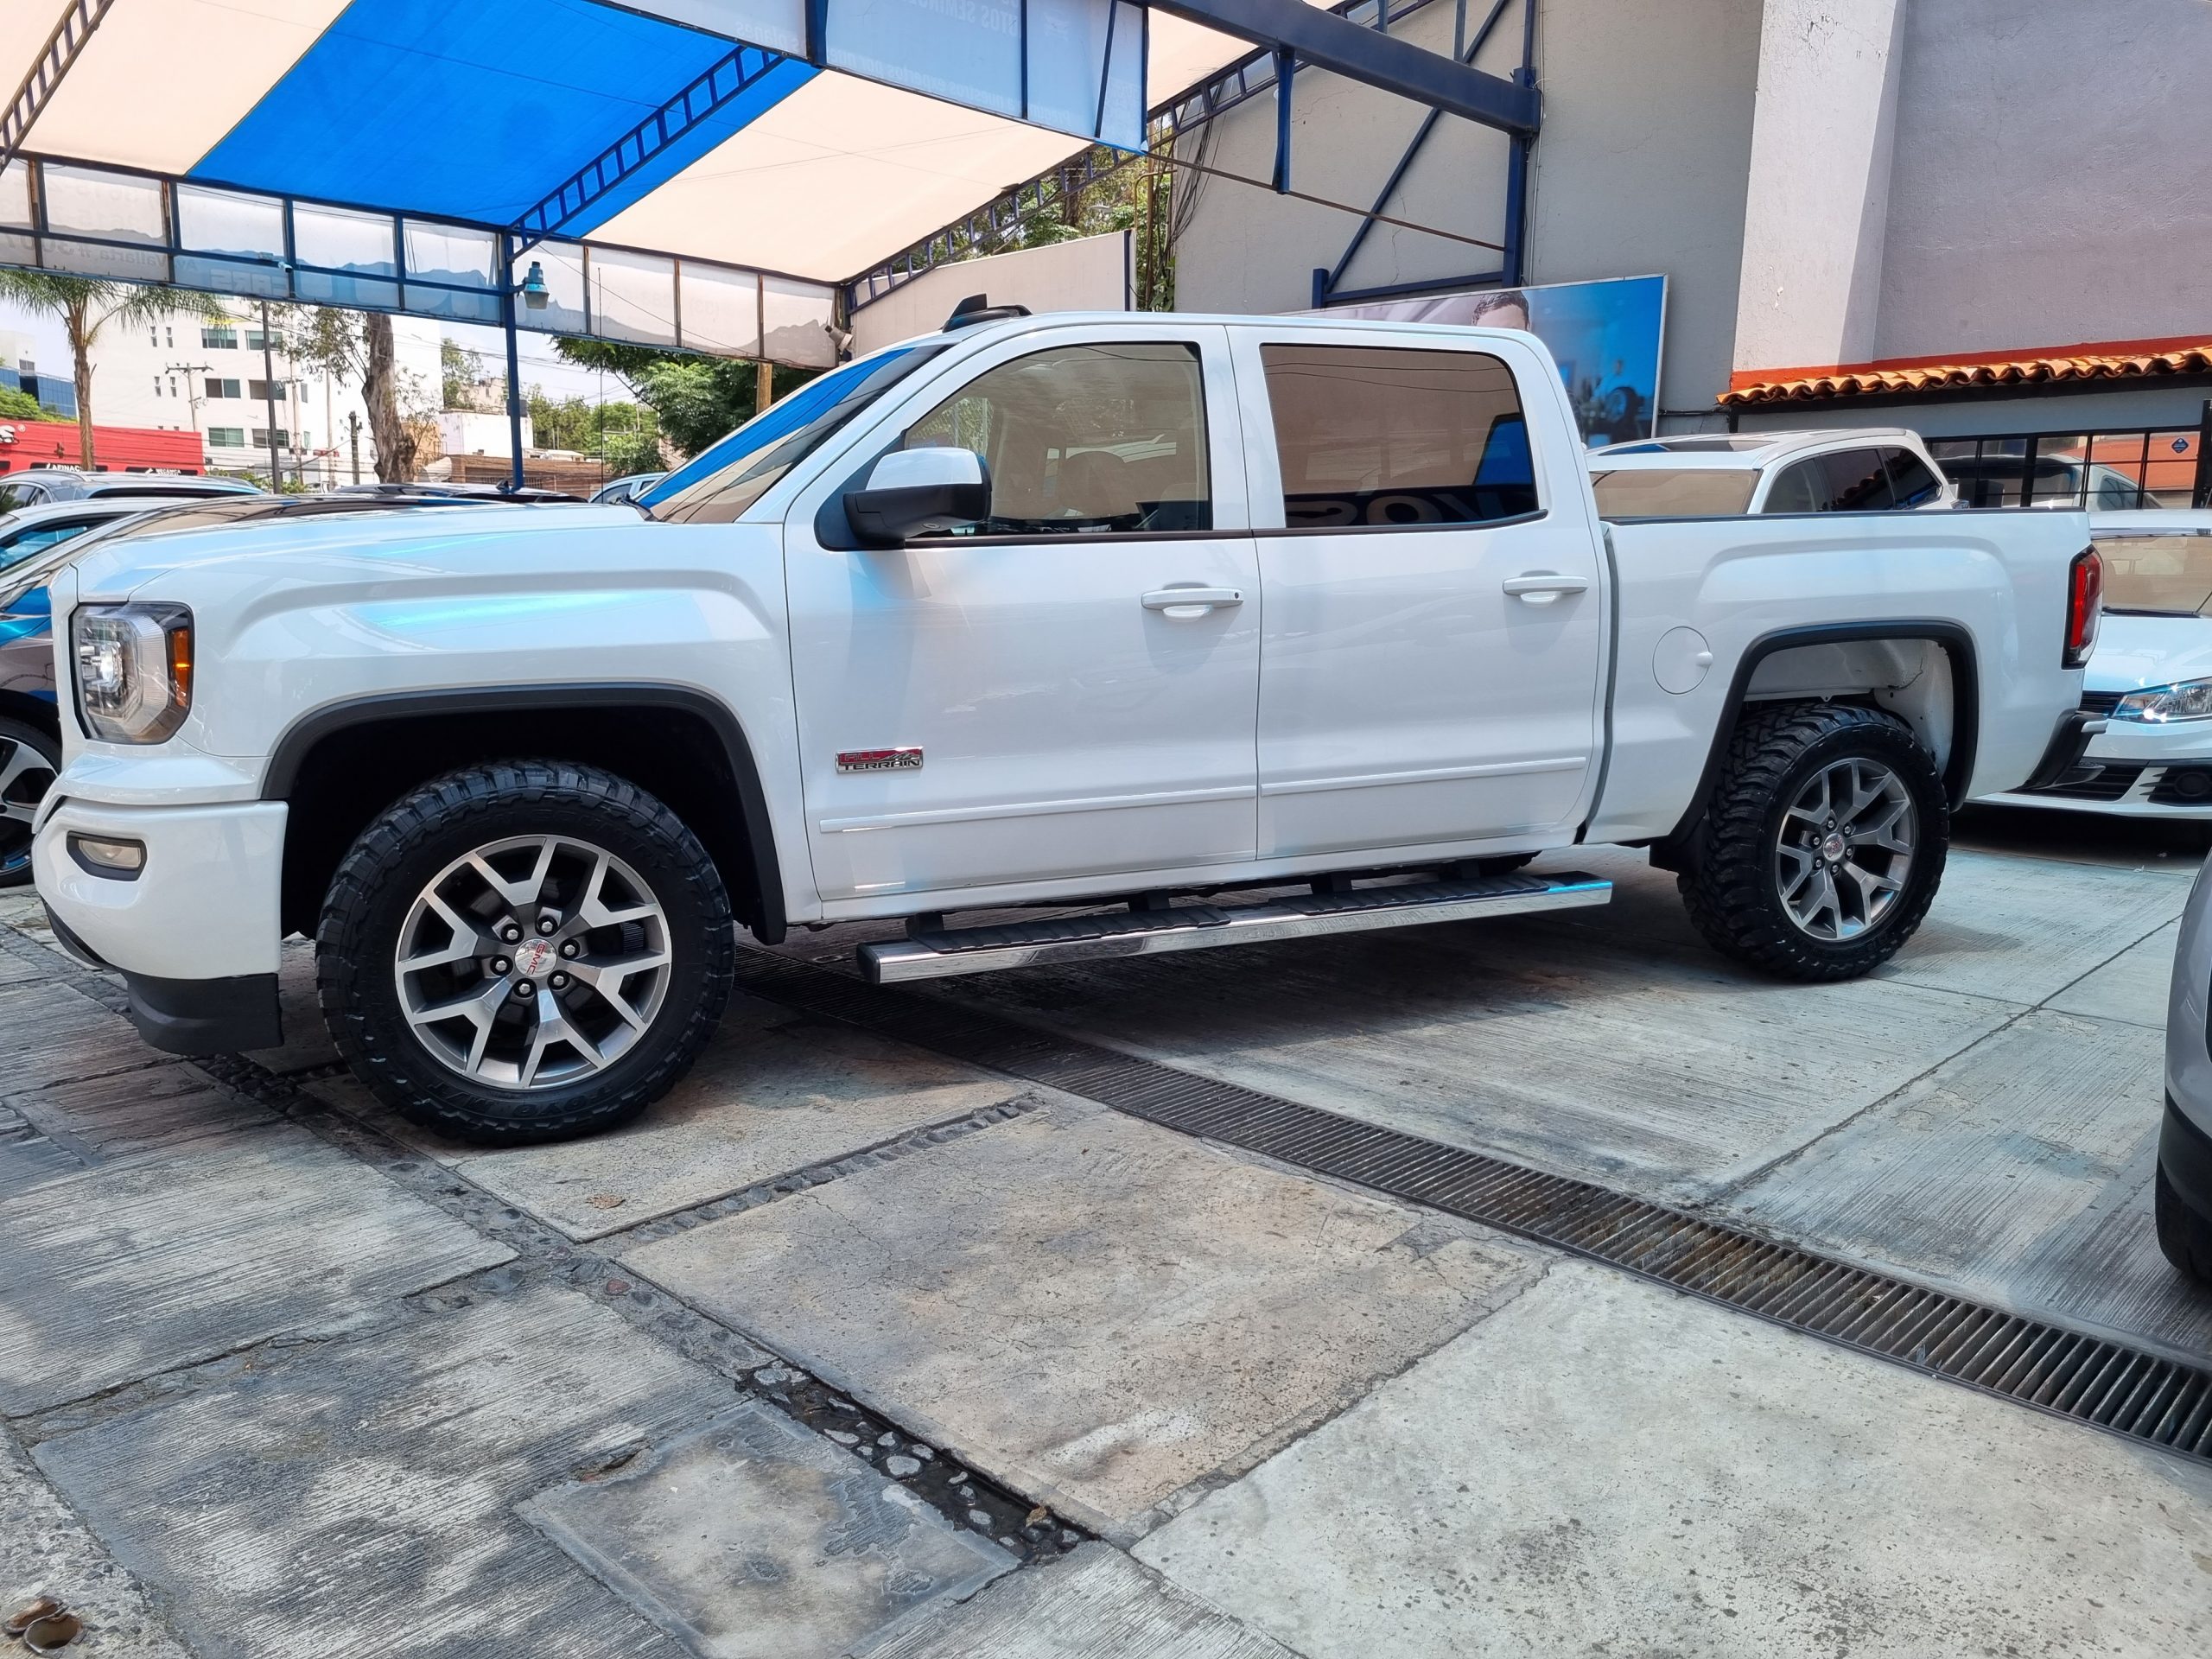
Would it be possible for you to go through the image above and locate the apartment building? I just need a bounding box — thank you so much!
[92,307,442,485]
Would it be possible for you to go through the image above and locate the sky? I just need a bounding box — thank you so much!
[0,302,631,405]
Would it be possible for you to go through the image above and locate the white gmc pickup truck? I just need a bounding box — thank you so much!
[34,310,2103,1143]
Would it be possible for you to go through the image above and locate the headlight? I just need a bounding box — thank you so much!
[2113,678,2212,723]
[72,603,193,743]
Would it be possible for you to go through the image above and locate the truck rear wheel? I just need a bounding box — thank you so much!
[317,760,734,1144]
[1677,702,1947,982]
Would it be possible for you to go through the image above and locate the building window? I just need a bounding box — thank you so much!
[206,428,245,448]
[251,428,290,448]
[152,377,162,397]
[166,327,174,347]
[202,327,237,350]
[247,378,290,403]
[245,330,270,351]
[205,378,241,401]
[168,377,178,397]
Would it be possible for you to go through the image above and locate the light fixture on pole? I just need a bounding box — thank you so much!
[520,262,550,311]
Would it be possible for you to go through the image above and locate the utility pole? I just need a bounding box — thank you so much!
[257,300,282,491]
[163,360,210,468]
[346,412,361,486]
[755,359,773,416]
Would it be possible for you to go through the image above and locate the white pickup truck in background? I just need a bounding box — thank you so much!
[35,311,2101,1142]
[1586,428,1958,518]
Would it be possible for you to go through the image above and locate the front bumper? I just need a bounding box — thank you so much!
[34,793,289,1052]
[1980,712,2212,817]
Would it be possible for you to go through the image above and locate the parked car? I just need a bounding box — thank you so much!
[0,468,263,510]
[2161,855,2212,1283]
[1586,429,1956,518]
[1,492,564,886]
[1,497,217,884]
[1936,452,2171,512]
[35,310,2097,1143]
[591,471,664,505]
[1979,512,2212,819]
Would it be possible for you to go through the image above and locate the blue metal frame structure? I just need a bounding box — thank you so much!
[512,41,797,254]
[2,0,1543,486]
[0,0,110,172]
[1312,0,1534,307]
[847,0,1496,313]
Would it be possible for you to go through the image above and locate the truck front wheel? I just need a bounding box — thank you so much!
[318,760,735,1144]
[1677,702,1948,982]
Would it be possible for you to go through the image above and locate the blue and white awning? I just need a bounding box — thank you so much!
[0,0,1517,364]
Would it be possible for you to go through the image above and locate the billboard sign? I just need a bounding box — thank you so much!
[1313,274,1669,448]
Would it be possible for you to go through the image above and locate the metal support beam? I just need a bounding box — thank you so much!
[1315,0,1515,304]
[1150,0,1540,134]
[1271,48,1294,193]
[512,43,793,253]
[501,232,524,493]
[0,0,113,171]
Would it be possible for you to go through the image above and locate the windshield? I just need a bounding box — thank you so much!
[2094,530,2212,615]
[643,343,949,524]
[1589,467,1758,518]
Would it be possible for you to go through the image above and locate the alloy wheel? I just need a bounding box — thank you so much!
[393,834,673,1090]
[0,734,56,878]
[1773,756,1916,941]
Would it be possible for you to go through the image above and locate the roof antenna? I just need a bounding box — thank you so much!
[944,293,1032,331]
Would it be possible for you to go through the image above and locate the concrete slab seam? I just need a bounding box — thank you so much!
[1706,905,2189,1204]
[722,951,2212,1467]
[186,1048,1092,1566]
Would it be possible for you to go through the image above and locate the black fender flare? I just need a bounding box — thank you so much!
[260,682,787,943]
[1657,620,1980,852]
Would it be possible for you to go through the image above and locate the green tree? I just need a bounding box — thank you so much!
[0,385,44,422]
[440,337,486,409]
[552,338,815,459]
[280,307,433,482]
[0,272,228,467]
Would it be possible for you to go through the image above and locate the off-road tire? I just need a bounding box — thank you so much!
[2155,1165,2212,1285]
[318,760,734,1144]
[0,715,60,889]
[1677,701,1948,982]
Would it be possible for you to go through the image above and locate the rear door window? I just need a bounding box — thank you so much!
[1882,448,1946,507]
[1764,449,1895,512]
[1259,344,1537,528]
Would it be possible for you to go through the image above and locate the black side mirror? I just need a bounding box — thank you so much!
[845,448,989,546]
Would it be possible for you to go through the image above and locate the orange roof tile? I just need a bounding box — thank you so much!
[1719,342,2212,406]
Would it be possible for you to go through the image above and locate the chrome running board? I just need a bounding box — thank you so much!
[858,871,1612,984]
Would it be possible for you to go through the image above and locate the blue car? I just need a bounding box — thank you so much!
[0,490,569,883]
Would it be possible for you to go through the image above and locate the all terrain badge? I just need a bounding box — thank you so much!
[836,747,925,773]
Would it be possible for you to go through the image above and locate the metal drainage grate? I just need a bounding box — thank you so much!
[733,951,2212,1465]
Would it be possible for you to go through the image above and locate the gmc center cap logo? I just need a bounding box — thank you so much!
[837,747,924,773]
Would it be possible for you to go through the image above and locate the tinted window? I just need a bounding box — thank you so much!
[647,344,944,524]
[1883,448,1945,508]
[903,342,1210,535]
[1589,468,1758,517]
[1764,449,1892,512]
[0,482,48,512]
[0,518,101,569]
[1816,448,1894,510]
[1261,345,1535,527]
[1762,459,1823,513]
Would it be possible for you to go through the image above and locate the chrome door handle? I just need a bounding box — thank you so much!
[1142,586,1244,617]
[1503,573,1590,605]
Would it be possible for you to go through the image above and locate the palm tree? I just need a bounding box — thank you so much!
[0,271,227,467]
